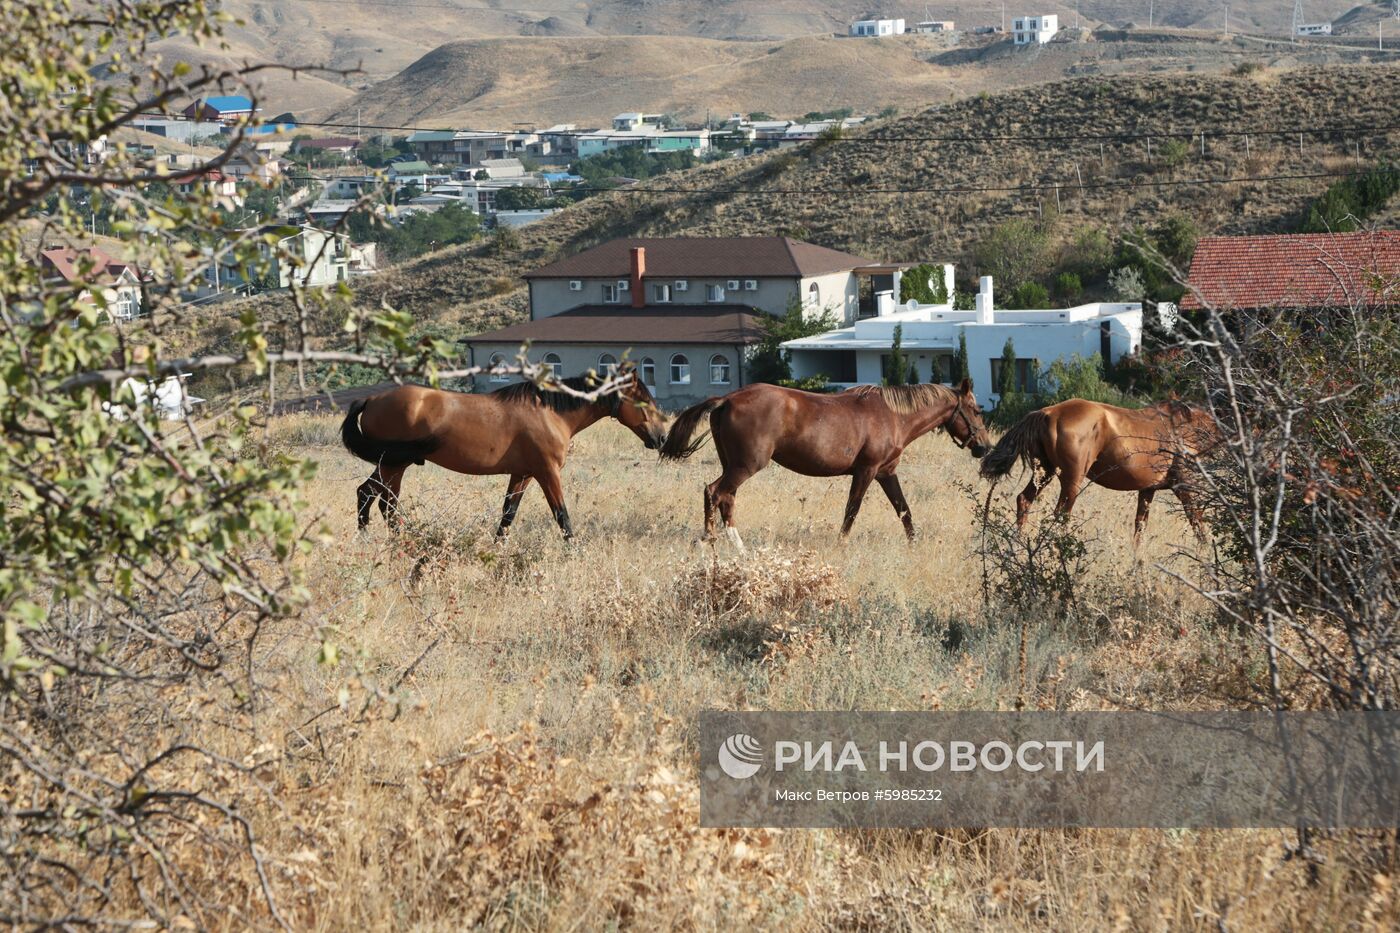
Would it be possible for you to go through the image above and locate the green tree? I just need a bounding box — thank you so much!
[899,263,949,304]
[1153,212,1200,266]
[748,298,838,384]
[0,4,508,924]
[974,218,1051,288]
[495,185,549,211]
[1054,271,1083,303]
[1006,281,1050,310]
[884,324,909,386]
[997,337,1018,401]
[953,330,970,385]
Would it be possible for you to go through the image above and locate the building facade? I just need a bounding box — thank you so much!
[783,275,1145,407]
[850,18,906,36]
[1012,14,1059,44]
[461,236,883,407]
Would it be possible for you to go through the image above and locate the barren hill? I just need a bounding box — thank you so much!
[328,27,1397,129]
[147,1,1381,117]
[195,63,1399,367]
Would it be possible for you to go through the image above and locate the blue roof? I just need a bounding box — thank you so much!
[248,122,296,135]
[542,172,583,183]
[205,96,254,112]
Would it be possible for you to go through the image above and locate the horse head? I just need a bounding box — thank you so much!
[611,362,668,450]
[946,378,992,458]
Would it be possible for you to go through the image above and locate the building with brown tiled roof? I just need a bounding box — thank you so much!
[465,236,907,406]
[1181,231,1400,313]
[38,246,145,321]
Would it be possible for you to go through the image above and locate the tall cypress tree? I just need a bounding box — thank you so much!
[997,337,1018,402]
[885,325,908,386]
[953,330,970,385]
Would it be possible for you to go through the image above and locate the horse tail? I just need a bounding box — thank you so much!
[979,409,1050,481]
[340,398,438,468]
[658,397,725,462]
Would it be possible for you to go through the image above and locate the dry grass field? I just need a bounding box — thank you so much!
[146,412,1398,929]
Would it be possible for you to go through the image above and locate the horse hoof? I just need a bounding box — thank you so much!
[725,527,746,552]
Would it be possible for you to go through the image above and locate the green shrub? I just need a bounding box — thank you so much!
[1054,272,1083,302]
[1005,281,1050,310]
[748,298,838,384]
[899,263,949,304]
[1158,139,1189,168]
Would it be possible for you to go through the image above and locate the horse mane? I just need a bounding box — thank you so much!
[492,375,615,414]
[846,383,956,416]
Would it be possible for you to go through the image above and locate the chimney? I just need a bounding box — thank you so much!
[630,246,646,308]
[975,275,994,324]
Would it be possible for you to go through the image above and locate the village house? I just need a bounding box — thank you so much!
[182,95,256,123]
[915,20,955,32]
[1181,230,1400,315]
[782,273,1146,406]
[1012,14,1059,44]
[38,246,145,321]
[200,224,349,296]
[849,18,906,36]
[293,136,362,156]
[170,168,243,211]
[461,236,890,406]
[404,130,458,164]
[104,375,202,422]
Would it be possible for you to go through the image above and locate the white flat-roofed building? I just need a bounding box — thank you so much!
[850,18,906,37]
[1295,22,1332,35]
[1012,14,1059,44]
[782,272,1146,405]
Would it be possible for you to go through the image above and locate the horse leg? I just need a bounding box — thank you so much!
[1173,486,1208,544]
[377,465,408,531]
[1134,489,1156,548]
[496,473,533,538]
[1054,469,1086,521]
[1016,467,1055,531]
[713,469,753,551]
[876,473,915,541]
[537,467,573,540]
[703,480,719,542]
[356,468,383,529]
[839,468,877,539]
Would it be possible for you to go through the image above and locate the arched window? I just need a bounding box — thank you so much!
[543,352,563,379]
[669,353,691,385]
[488,352,509,382]
[641,357,656,388]
[709,354,731,385]
[807,281,820,307]
[598,353,618,377]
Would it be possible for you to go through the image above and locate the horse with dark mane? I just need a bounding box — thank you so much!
[659,380,991,546]
[979,398,1221,544]
[341,368,667,539]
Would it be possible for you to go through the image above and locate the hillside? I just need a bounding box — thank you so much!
[186,64,1400,375]
[146,1,1384,117]
[328,27,1398,130]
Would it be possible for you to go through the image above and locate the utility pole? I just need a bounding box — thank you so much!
[1149,0,1154,28]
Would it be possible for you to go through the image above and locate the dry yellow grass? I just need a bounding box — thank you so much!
[133,415,1398,929]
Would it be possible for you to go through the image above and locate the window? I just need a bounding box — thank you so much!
[653,283,672,303]
[990,358,1038,394]
[641,357,656,388]
[489,352,510,382]
[544,352,563,379]
[602,283,619,303]
[709,354,731,385]
[807,282,820,307]
[670,353,691,385]
[706,283,725,303]
[598,353,618,377]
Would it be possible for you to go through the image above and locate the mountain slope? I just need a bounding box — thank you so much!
[193,64,1399,364]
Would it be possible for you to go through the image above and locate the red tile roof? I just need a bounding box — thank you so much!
[464,306,765,346]
[524,236,875,280]
[1181,231,1400,312]
[38,246,137,286]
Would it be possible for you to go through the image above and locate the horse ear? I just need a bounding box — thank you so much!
[958,377,973,395]
[617,360,636,375]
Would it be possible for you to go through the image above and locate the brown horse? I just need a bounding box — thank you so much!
[340,370,667,538]
[659,379,992,546]
[979,399,1220,545]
